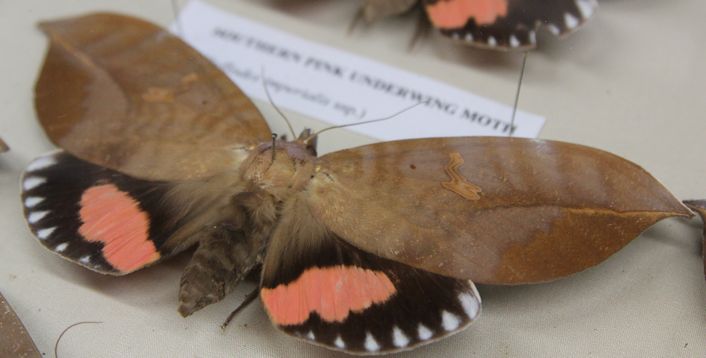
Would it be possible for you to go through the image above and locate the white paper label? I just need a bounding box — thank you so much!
[174,0,545,140]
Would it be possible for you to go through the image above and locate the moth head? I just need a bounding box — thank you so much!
[241,140,316,200]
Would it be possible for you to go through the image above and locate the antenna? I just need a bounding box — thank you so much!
[304,102,421,143]
[509,51,528,137]
[170,0,184,37]
[271,133,277,161]
[260,67,297,139]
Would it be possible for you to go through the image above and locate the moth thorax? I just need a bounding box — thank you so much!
[242,141,315,200]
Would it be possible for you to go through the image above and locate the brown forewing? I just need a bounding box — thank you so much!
[35,13,271,181]
[305,137,691,284]
[683,200,706,281]
[0,137,7,152]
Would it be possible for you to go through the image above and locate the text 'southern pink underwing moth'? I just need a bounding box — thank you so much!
[21,13,691,354]
[360,0,598,50]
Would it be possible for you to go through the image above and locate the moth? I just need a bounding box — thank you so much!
[0,137,8,152]
[22,13,691,355]
[359,0,598,50]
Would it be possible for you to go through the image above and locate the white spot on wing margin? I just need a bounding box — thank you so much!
[487,36,498,47]
[36,227,56,240]
[564,13,579,29]
[392,326,410,348]
[24,196,44,208]
[23,177,46,191]
[441,311,460,331]
[576,0,596,18]
[418,324,433,340]
[547,24,560,35]
[26,155,57,172]
[334,335,345,349]
[55,242,68,252]
[364,332,380,352]
[28,211,49,224]
[458,293,480,319]
[528,31,537,44]
[509,35,520,48]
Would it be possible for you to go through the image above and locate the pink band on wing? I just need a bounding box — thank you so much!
[261,266,397,326]
[79,184,160,273]
[426,0,508,28]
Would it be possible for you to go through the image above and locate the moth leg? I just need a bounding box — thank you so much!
[359,0,419,23]
[347,6,366,35]
[221,287,260,329]
[178,225,266,317]
[408,7,431,51]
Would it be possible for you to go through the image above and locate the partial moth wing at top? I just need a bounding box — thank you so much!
[367,0,598,50]
[0,137,8,152]
[304,137,691,284]
[683,200,706,281]
[35,13,271,181]
[422,0,598,50]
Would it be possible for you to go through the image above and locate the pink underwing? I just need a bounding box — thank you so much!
[359,0,598,50]
[21,12,692,355]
